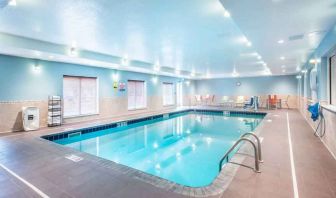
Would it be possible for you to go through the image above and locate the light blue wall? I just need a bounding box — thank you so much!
[0,55,195,101]
[195,75,298,96]
[302,24,336,100]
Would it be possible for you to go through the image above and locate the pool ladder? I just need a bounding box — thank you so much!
[219,132,262,173]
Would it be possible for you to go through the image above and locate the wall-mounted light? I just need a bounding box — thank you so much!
[309,58,321,64]
[69,47,77,57]
[112,72,119,81]
[121,55,129,66]
[33,60,41,73]
[151,76,158,84]
[153,61,160,72]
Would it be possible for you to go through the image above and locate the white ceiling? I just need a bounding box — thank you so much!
[221,0,336,75]
[0,0,335,78]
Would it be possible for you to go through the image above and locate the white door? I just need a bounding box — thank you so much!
[176,82,183,106]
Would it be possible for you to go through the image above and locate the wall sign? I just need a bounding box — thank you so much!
[113,82,118,89]
[119,82,126,91]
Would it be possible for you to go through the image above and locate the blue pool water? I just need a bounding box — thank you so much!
[55,112,264,187]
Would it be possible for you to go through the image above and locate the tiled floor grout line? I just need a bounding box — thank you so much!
[0,163,50,198]
[299,109,336,161]
[286,112,299,198]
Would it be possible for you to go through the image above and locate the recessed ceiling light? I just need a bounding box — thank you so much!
[282,69,286,73]
[257,55,262,60]
[277,39,284,44]
[8,0,16,6]
[262,63,267,67]
[296,75,302,79]
[224,10,231,18]
[280,56,285,60]
[246,41,252,47]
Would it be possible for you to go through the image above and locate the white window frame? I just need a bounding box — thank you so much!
[329,54,336,106]
[128,80,147,110]
[63,76,99,118]
[162,82,175,106]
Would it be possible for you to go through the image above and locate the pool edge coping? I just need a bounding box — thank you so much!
[39,108,268,197]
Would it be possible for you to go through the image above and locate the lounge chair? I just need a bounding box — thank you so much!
[195,95,202,105]
[220,96,234,108]
[235,96,245,108]
[281,95,290,109]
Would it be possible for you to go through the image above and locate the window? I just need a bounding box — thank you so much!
[162,82,175,106]
[63,76,98,117]
[330,55,336,105]
[128,80,146,110]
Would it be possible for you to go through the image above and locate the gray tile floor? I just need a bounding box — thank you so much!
[0,109,335,198]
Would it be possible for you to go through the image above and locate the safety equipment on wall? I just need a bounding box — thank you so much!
[22,107,40,131]
[307,102,326,137]
[309,68,318,101]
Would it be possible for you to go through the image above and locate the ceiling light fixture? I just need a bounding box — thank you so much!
[296,75,302,79]
[280,56,285,60]
[257,55,262,60]
[277,39,284,44]
[8,0,16,6]
[246,41,252,47]
[224,10,231,18]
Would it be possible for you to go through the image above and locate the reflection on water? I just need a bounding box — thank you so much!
[58,112,264,187]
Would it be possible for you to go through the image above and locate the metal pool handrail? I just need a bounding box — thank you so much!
[240,132,263,162]
[218,137,261,173]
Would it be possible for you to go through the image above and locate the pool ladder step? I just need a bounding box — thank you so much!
[219,132,262,173]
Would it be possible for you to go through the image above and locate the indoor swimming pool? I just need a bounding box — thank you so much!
[50,110,265,187]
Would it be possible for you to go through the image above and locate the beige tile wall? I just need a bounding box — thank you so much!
[188,94,298,109]
[0,95,193,133]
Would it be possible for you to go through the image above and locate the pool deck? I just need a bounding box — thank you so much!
[0,108,336,198]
